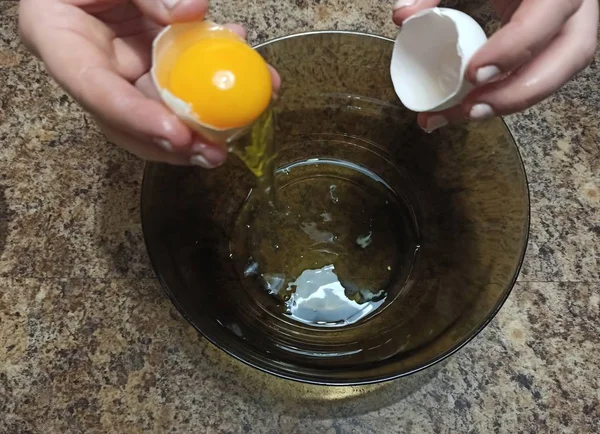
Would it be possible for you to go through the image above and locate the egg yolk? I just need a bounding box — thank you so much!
[167,38,272,130]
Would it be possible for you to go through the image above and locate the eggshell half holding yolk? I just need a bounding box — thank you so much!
[151,21,273,145]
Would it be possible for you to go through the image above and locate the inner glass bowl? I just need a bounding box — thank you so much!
[141,31,530,385]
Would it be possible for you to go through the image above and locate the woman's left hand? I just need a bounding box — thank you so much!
[392,0,599,132]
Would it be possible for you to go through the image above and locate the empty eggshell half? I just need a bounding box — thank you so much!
[390,8,488,113]
[151,21,249,145]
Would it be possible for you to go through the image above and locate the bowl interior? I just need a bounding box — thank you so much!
[141,32,529,385]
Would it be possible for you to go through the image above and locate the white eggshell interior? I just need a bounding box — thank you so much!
[390,8,488,113]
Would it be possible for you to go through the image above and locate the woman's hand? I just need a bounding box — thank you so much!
[18,0,280,167]
[393,0,599,132]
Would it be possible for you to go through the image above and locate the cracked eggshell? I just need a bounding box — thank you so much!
[151,21,249,145]
[390,8,488,113]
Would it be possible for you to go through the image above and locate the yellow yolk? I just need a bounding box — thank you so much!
[167,38,272,130]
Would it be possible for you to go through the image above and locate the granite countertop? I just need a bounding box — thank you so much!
[1,0,599,432]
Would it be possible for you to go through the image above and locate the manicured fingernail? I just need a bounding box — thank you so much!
[154,138,173,151]
[470,103,495,121]
[191,142,209,153]
[162,0,181,9]
[190,155,218,169]
[192,142,226,164]
[189,140,227,168]
[423,115,448,133]
[475,65,501,85]
[394,0,416,10]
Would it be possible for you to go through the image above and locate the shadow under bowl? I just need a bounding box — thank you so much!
[141,31,530,386]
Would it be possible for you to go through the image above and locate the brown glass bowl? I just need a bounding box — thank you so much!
[141,31,530,385]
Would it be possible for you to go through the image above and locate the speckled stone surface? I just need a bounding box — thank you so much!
[0,0,599,433]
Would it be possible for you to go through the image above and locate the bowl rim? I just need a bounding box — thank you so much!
[141,30,531,386]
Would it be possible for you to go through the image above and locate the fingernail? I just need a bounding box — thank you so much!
[393,0,416,10]
[190,140,227,168]
[190,155,218,169]
[475,65,501,85]
[423,115,448,133]
[469,103,495,121]
[191,142,209,153]
[192,142,226,164]
[154,138,173,151]
[162,0,181,9]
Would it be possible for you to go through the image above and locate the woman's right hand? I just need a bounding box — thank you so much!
[19,0,281,167]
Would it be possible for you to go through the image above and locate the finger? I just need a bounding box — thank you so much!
[466,0,584,86]
[420,0,598,131]
[465,0,598,119]
[392,0,441,25]
[98,119,191,165]
[112,28,161,81]
[92,1,143,23]
[76,66,193,150]
[269,65,281,95]
[224,23,247,40]
[188,138,228,168]
[418,24,593,132]
[106,14,162,37]
[135,72,162,100]
[98,120,227,168]
[132,0,208,26]
[417,107,464,133]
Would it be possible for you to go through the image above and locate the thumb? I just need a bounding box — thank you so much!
[133,0,208,25]
[392,0,441,26]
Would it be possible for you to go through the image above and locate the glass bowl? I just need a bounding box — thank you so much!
[141,31,530,385]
